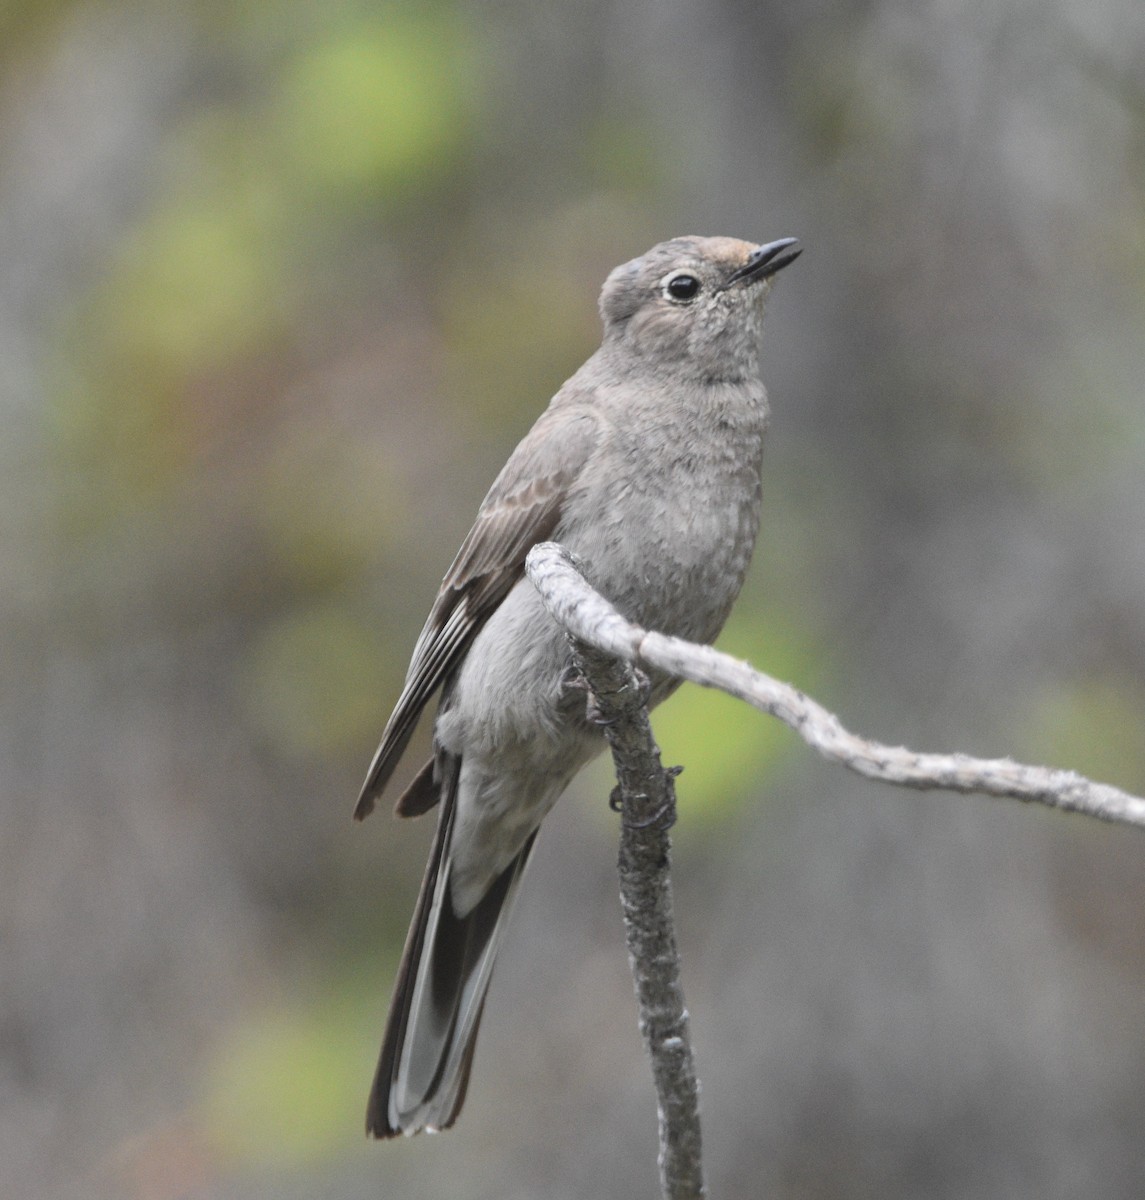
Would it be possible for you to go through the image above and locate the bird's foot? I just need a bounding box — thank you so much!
[585,666,653,727]
[558,661,588,696]
[608,783,679,831]
[624,667,652,707]
[560,662,612,725]
[585,693,616,728]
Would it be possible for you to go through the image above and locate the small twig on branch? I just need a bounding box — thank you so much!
[525,541,1145,831]
[568,638,706,1200]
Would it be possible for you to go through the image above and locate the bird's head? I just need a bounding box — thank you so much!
[599,235,800,381]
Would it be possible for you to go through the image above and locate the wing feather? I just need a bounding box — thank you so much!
[354,403,601,820]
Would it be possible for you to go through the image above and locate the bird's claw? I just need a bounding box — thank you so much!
[585,694,616,728]
[608,785,678,830]
[627,668,652,706]
[559,662,589,696]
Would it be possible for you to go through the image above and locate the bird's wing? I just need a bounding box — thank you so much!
[354,402,602,820]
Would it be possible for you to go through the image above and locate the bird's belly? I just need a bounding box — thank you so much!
[438,582,605,910]
[439,579,598,756]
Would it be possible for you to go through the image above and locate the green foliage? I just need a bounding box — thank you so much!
[1023,675,1145,789]
[278,18,470,199]
[201,969,381,1167]
[256,422,407,591]
[105,187,291,375]
[241,602,393,756]
[49,5,475,529]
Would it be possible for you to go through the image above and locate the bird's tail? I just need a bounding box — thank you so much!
[366,759,536,1137]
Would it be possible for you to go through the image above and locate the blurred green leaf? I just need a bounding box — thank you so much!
[257,425,407,591]
[48,363,190,526]
[201,970,380,1168]
[106,189,289,374]
[278,18,469,198]
[242,602,392,756]
[1022,675,1145,789]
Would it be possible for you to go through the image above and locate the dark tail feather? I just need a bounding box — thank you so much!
[393,757,439,818]
[366,760,536,1137]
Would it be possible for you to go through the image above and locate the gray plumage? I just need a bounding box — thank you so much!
[356,234,800,1137]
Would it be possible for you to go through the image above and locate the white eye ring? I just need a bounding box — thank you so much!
[662,270,702,303]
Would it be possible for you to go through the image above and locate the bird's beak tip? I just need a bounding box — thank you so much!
[726,237,803,287]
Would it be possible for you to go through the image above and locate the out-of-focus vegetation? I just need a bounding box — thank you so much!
[3,1,1145,1198]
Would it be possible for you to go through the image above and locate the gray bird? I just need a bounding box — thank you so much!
[356,234,800,1137]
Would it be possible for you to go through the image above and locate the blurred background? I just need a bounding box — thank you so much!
[3,0,1145,1197]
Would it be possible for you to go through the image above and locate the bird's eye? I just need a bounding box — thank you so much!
[664,272,701,302]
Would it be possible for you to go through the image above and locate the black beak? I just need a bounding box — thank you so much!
[725,237,802,287]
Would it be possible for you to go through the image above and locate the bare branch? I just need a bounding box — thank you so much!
[526,541,1145,831]
[567,637,706,1200]
[525,539,1145,1198]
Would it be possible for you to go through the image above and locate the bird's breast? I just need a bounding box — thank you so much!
[562,406,766,645]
